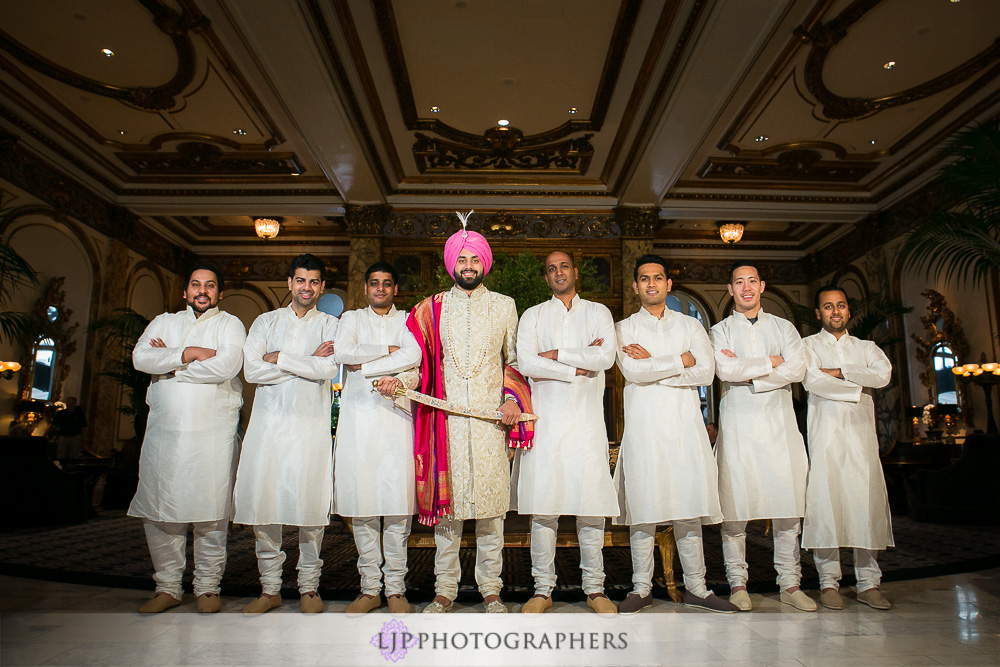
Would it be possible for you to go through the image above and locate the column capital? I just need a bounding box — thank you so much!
[344,204,392,236]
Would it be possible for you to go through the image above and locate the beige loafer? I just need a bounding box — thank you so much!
[780,589,818,612]
[243,594,281,614]
[139,593,181,614]
[196,593,221,613]
[521,595,552,614]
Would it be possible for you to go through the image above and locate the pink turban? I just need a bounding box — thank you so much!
[444,230,493,276]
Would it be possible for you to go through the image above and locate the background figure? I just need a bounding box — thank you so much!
[53,396,87,459]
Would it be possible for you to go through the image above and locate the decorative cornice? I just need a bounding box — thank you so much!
[383,211,619,239]
[0,0,204,111]
[344,204,392,236]
[698,149,878,183]
[669,259,808,284]
[413,127,594,174]
[201,255,348,284]
[615,206,658,238]
[116,142,304,176]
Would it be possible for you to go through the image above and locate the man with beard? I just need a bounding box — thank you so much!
[233,254,339,614]
[333,261,421,614]
[711,261,814,612]
[512,251,618,615]
[614,255,736,614]
[129,265,246,613]
[387,213,525,614]
[802,286,894,611]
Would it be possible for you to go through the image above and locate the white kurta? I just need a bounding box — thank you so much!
[511,295,619,517]
[233,305,339,527]
[711,309,808,521]
[333,305,421,517]
[128,307,245,523]
[614,308,722,526]
[801,330,894,550]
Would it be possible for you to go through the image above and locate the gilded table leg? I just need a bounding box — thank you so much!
[654,526,683,603]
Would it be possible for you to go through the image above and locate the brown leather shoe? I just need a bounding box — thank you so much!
[683,591,738,614]
[521,595,552,614]
[300,591,324,613]
[387,594,410,614]
[243,594,281,614]
[618,592,652,614]
[345,593,382,615]
[196,593,221,613]
[587,593,618,614]
[139,593,181,614]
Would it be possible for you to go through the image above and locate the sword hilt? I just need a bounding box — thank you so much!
[371,379,407,398]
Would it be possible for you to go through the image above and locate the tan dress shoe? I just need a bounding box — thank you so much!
[422,599,453,613]
[521,595,552,614]
[346,593,382,615]
[139,593,181,614]
[729,589,752,611]
[196,593,221,613]
[300,592,324,613]
[857,588,891,610]
[819,588,843,610]
[387,594,411,614]
[243,594,281,614]
[587,593,618,614]
[780,589,818,612]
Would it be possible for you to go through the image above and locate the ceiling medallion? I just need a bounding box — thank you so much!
[412,125,594,173]
[718,221,745,244]
[254,217,282,240]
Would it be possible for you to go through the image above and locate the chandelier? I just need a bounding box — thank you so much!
[718,221,745,244]
[254,217,281,240]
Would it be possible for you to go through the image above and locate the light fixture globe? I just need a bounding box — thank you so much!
[718,221,745,244]
[254,217,281,239]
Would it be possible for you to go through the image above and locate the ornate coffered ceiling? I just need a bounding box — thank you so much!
[0,0,998,258]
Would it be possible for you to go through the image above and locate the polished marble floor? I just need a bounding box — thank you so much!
[1,570,999,666]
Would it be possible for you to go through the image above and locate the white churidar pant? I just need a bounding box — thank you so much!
[722,518,802,591]
[813,547,882,592]
[253,525,325,595]
[433,517,504,600]
[530,515,606,596]
[143,519,228,599]
[629,520,708,598]
[352,516,412,596]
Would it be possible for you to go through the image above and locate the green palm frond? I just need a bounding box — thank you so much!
[0,239,38,309]
[795,294,912,350]
[0,311,48,345]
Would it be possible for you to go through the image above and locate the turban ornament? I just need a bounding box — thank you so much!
[444,210,493,275]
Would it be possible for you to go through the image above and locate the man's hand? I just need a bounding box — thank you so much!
[589,338,604,347]
[538,349,558,360]
[575,368,589,376]
[498,399,521,426]
[150,338,166,348]
[622,343,651,360]
[262,351,279,364]
[376,376,402,397]
[388,345,400,354]
[769,355,784,368]
[345,363,362,372]
[721,349,738,358]
[820,368,843,378]
[680,351,696,368]
[182,346,216,363]
[312,341,335,357]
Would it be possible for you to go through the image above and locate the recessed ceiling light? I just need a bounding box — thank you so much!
[950,0,959,3]
[119,130,127,135]
[101,48,114,57]
[755,135,769,142]
[497,119,510,127]
[870,139,877,145]
[233,128,246,135]
[291,172,300,176]
[430,106,440,113]
[883,61,896,70]
[568,107,578,114]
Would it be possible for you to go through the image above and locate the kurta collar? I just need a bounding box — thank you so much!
[549,294,580,312]
[286,303,320,320]
[186,305,221,323]
[732,308,767,325]
[367,304,398,318]
[819,328,851,344]
[637,305,670,323]
[450,284,487,300]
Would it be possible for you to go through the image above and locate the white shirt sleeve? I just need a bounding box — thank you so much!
[175,316,246,384]
[133,314,185,375]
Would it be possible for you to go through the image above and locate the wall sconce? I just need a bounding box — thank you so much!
[254,217,282,240]
[0,361,21,380]
[718,221,745,244]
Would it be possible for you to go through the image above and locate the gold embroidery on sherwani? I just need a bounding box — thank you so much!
[441,285,518,520]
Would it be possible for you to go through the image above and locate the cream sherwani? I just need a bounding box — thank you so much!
[615,307,721,598]
[711,309,808,590]
[434,284,518,600]
[333,305,420,597]
[802,330,893,592]
[129,306,245,599]
[233,304,339,595]
[512,295,618,596]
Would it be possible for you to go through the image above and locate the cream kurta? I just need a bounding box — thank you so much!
[511,295,618,517]
[129,307,245,523]
[233,305,339,527]
[802,330,894,550]
[614,308,722,525]
[711,310,808,521]
[441,285,518,520]
[333,305,421,517]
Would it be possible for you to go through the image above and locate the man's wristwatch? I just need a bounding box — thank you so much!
[503,395,517,404]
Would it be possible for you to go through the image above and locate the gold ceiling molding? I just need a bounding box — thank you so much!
[698,149,878,183]
[615,206,659,238]
[801,0,1000,121]
[344,204,392,237]
[664,191,869,204]
[201,255,349,285]
[384,211,619,239]
[115,142,305,177]
[0,0,203,111]
[412,126,594,174]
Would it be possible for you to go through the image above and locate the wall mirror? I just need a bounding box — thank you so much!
[912,289,969,418]
[19,277,78,404]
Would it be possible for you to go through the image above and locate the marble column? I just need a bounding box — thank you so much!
[344,204,391,311]
[616,206,658,318]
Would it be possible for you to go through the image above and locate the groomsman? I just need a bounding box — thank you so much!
[711,261,815,612]
[233,254,339,614]
[614,255,736,614]
[802,285,894,610]
[513,251,619,614]
[334,261,421,614]
[130,265,245,613]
